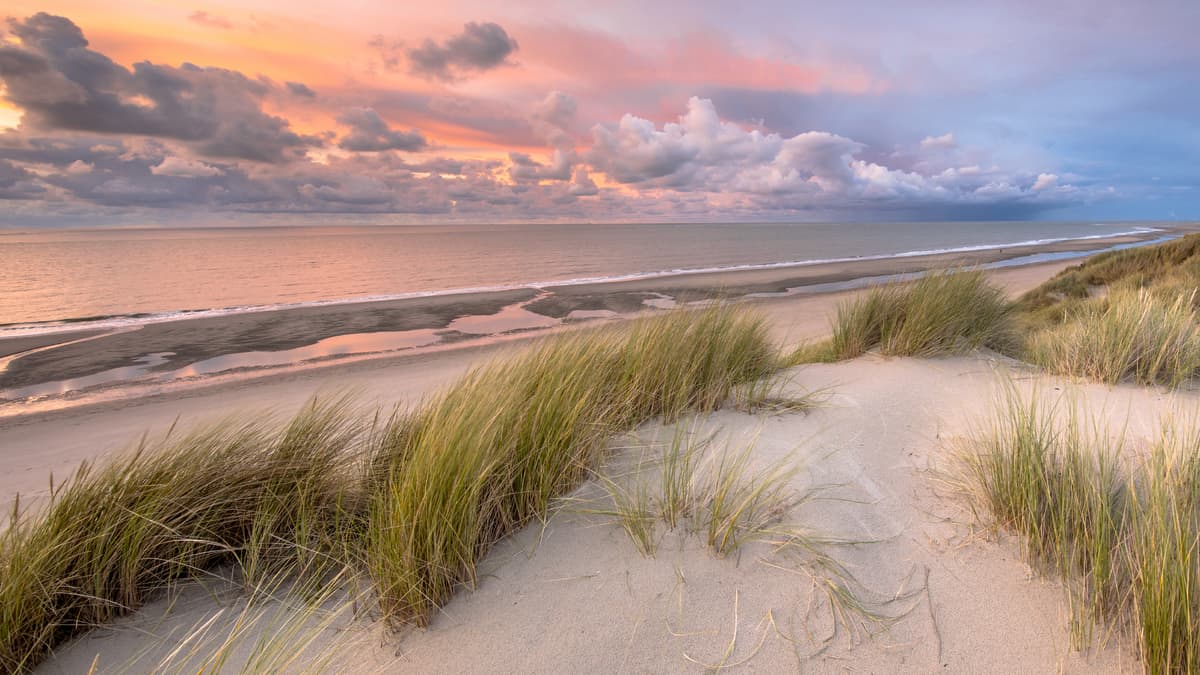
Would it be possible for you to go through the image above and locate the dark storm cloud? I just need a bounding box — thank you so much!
[336,108,427,152]
[0,13,320,162]
[406,22,518,81]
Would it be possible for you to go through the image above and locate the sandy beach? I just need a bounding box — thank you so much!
[0,259,1073,512]
[2,227,1182,417]
[3,245,1192,674]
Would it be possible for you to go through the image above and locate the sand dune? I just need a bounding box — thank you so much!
[38,350,1189,673]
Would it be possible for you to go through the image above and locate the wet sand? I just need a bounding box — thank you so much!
[0,330,106,358]
[0,289,540,390]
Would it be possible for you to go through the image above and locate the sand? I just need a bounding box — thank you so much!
[37,351,1188,673]
[5,255,1174,673]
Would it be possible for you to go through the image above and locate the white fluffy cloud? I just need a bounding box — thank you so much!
[579,97,1080,212]
[1032,173,1059,191]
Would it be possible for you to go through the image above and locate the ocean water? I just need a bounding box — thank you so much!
[0,221,1158,334]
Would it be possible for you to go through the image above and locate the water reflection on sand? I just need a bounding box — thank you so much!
[0,296,584,402]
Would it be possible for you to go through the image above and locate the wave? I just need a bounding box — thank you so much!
[0,225,1162,339]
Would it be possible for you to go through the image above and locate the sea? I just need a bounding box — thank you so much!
[0,221,1163,335]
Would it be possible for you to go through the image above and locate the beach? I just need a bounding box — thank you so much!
[0,226,1181,417]
[7,232,1200,673]
[0,257,1079,512]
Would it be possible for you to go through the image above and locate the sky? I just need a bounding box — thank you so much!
[0,1,1196,227]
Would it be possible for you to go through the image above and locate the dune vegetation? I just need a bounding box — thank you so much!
[793,233,1200,388]
[1016,232,1200,330]
[0,305,778,672]
[6,234,1200,672]
[1025,288,1200,386]
[1017,233,1200,385]
[959,385,1199,673]
[791,269,1017,364]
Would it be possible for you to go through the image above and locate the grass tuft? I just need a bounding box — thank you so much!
[360,304,776,624]
[791,270,1015,364]
[959,382,1200,671]
[1,304,777,670]
[700,440,801,556]
[1025,288,1200,386]
[731,376,826,415]
[0,399,361,673]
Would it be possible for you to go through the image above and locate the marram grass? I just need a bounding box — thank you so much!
[1026,287,1200,386]
[0,305,777,671]
[789,236,1200,388]
[1017,232,1200,327]
[959,384,1199,673]
[0,399,363,673]
[791,269,1016,364]
[364,304,776,623]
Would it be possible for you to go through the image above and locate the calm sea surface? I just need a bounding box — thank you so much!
[0,221,1157,330]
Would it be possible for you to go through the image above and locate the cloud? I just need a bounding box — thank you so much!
[0,158,46,199]
[508,149,572,182]
[0,13,320,162]
[920,132,956,149]
[151,156,223,177]
[406,22,518,81]
[187,11,233,30]
[285,81,316,98]
[336,108,427,152]
[568,167,599,197]
[533,91,577,132]
[300,175,393,205]
[0,88,1099,219]
[587,97,781,186]
[584,97,1090,215]
[1032,172,1059,191]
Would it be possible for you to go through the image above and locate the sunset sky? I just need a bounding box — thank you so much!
[0,1,1196,226]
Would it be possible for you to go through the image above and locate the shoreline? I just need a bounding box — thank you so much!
[0,258,1082,512]
[1,226,1191,417]
[0,223,1168,336]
